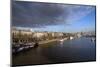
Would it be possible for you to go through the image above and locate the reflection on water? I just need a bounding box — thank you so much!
[13,37,96,66]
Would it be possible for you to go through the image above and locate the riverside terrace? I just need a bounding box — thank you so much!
[12,27,79,43]
[12,27,96,54]
[12,27,95,45]
[12,27,83,54]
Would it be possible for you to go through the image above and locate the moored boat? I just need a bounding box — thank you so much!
[70,36,74,40]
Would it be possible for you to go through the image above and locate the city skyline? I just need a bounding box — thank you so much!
[12,1,96,33]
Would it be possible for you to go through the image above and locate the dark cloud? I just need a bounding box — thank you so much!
[12,1,95,28]
[12,1,68,28]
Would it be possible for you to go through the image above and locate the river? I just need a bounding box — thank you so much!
[12,37,96,66]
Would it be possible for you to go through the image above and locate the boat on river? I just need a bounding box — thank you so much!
[70,36,74,40]
[59,38,68,42]
[59,39,64,42]
[91,37,96,42]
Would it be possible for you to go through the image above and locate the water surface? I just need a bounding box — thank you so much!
[12,37,96,66]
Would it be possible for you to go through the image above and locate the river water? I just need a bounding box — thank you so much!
[12,37,96,66]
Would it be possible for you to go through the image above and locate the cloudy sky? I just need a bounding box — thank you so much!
[12,1,96,33]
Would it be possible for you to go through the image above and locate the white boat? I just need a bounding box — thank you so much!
[59,38,68,41]
[91,38,95,42]
[59,39,64,42]
[77,34,82,38]
[59,39,64,45]
[70,36,74,40]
